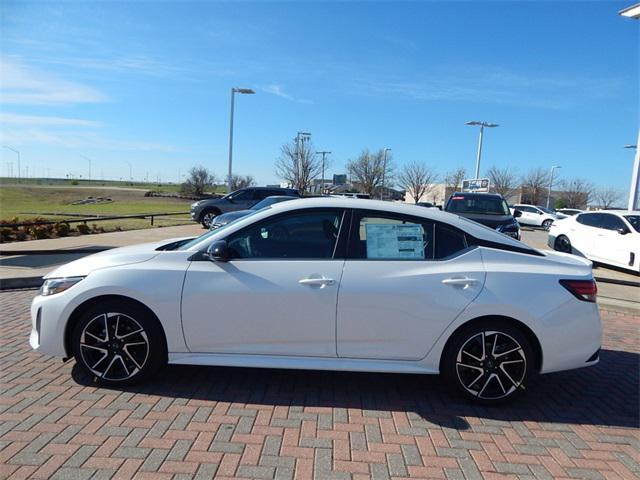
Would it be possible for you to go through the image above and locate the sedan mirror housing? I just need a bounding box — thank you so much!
[206,240,231,262]
[513,210,522,218]
[617,227,629,235]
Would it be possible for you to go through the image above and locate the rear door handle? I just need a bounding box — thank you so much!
[299,277,335,288]
[442,277,479,288]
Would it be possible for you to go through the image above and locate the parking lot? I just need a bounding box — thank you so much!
[1,289,638,480]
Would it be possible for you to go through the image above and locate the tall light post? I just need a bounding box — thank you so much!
[296,132,311,190]
[466,121,499,179]
[228,87,255,192]
[546,165,561,209]
[381,148,391,199]
[3,146,20,183]
[81,155,92,181]
[316,151,331,195]
[124,160,132,182]
[625,139,639,210]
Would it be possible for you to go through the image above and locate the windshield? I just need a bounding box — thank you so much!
[537,206,553,214]
[446,196,510,215]
[178,207,268,250]
[251,196,294,210]
[624,215,640,233]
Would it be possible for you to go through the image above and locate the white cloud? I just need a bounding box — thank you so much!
[262,84,313,104]
[0,55,108,105]
[0,112,103,127]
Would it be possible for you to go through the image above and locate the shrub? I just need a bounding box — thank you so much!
[71,180,79,185]
[76,223,90,235]
[30,225,50,240]
[54,222,71,237]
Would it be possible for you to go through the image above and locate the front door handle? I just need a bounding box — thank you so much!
[299,277,335,288]
[441,277,479,288]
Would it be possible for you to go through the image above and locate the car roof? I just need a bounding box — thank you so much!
[582,210,640,215]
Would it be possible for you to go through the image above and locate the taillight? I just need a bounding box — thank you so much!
[559,279,597,302]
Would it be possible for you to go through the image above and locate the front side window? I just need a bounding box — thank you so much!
[624,215,640,233]
[226,210,343,259]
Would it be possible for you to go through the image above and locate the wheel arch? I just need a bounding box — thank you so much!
[64,294,168,360]
[439,315,543,373]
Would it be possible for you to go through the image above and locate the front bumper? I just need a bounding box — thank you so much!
[30,292,76,357]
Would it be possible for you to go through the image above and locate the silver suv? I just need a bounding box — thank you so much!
[190,187,300,228]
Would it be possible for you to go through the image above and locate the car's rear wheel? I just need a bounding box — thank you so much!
[442,321,534,405]
[200,209,218,228]
[542,219,553,231]
[554,235,572,253]
[72,301,165,386]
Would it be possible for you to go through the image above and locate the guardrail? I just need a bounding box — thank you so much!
[0,211,189,228]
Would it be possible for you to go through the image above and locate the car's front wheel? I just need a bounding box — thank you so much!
[200,210,218,228]
[442,321,534,405]
[72,301,166,386]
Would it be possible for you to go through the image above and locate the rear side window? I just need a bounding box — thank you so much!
[577,213,601,228]
[351,214,434,260]
[435,224,468,259]
[600,214,626,231]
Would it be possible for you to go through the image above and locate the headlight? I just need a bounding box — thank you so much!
[40,277,85,296]
[191,202,200,208]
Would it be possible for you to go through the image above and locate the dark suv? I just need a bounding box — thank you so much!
[444,192,521,240]
[190,187,300,227]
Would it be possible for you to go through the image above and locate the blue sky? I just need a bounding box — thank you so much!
[1,1,638,194]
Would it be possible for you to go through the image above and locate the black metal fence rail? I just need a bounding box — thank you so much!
[1,211,190,228]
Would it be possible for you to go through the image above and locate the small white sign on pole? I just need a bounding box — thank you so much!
[462,178,490,193]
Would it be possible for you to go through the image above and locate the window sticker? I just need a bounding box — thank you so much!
[365,223,425,259]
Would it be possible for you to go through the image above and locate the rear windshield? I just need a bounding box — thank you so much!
[446,195,510,215]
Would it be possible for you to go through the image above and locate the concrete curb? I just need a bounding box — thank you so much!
[594,276,640,288]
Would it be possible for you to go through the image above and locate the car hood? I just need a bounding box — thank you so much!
[43,237,188,279]
[454,213,515,229]
[214,209,252,224]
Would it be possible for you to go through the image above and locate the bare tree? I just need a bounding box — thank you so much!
[347,149,394,196]
[593,186,622,209]
[398,162,439,204]
[557,178,595,209]
[444,167,467,198]
[181,166,216,196]
[230,174,256,191]
[274,139,321,193]
[487,165,519,199]
[520,168,550,205]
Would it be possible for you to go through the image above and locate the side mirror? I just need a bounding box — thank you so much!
[206,240,231,262]
[617,227,629,235]
[538,211,543,215]
[513,210,522,218]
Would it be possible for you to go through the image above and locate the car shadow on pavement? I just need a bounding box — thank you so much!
[72,348,638,430]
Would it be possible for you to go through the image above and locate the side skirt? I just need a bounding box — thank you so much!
[168,353,438,375]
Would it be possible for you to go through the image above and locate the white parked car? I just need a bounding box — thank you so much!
[30,198,601,404]
[549,210,640,273]
[511,204,559,230]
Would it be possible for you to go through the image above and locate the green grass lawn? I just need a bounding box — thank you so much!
[0,185,195,233]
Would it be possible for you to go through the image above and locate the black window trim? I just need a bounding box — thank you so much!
[215,207,349,261]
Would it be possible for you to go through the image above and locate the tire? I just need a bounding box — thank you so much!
[542,219,553,231]
[441,320,535,405]
[72,300,166,387]
[200,209,218,228]
[554,235,572,254]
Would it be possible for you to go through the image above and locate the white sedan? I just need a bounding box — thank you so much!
[549,210,640,273]
[31,198,601,404]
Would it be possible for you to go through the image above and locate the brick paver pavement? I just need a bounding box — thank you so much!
[0,289,638,480]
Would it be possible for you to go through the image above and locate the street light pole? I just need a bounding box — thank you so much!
[3,146,20,183]
[466,121,499,179]
[546,165,561,209]
[316,151,331,195]
[81,155,92,181]
[295,132,311,191]
[625,135,639,210]
[227,87,255,193]
[381,148,391,200]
